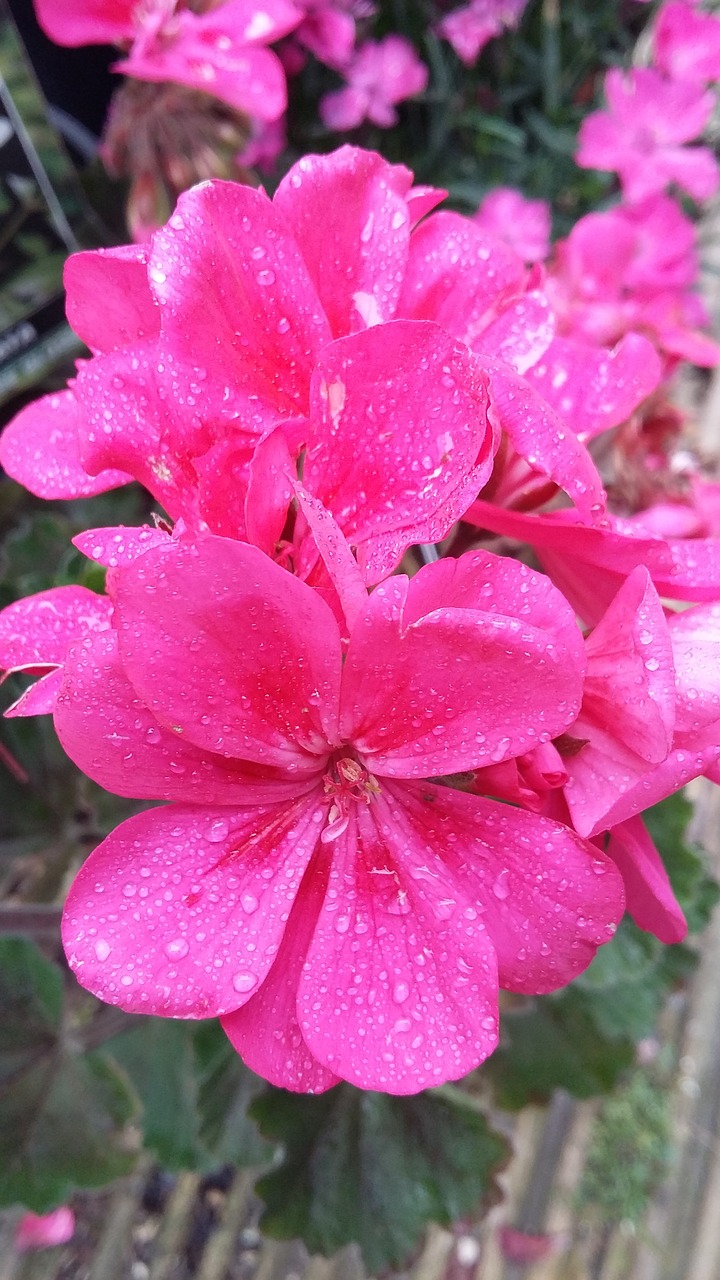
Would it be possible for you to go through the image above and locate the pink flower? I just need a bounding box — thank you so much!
[33,0,304,121]
[320,36,428,130]
[473,188,551,264]
[654,1,720,86]
[15,1208,75,1253]
[438,0,528,66]
[293,0,370,69]
[237,116,287,173]
[577,68,720,204]
[56,535,622,1093]
[546,196,720,368]
[2,148,608,544]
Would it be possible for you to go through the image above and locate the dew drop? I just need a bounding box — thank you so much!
[165,938,189,960]
[94,939,111,962]
[232,971,258,993]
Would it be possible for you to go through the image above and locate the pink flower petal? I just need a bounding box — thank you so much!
[114,537,342,769]
[34,0,134,46]
[293,483,368,633]
[244,428,296,555]
[340,551,584,777]
[398,210,526,347]
[0,390,131,500]
[149,181,331,427]
[222,855,340,1093]
[5,668,64,718]
[62,797,327,1017]
[670,601,720,735]
[606,815,686,943]
[473,291,555,375]
[273,147,414,338]
[55,631,317,804]
[525,333,662,442]
[0,585,112,673]
[74,525,170,570]
[479,358,607,521]
[383,780,623,993]
[296,791,499,1093]
[15,1208,75,1253]
[64,245,158,354]
[300,321,496,583]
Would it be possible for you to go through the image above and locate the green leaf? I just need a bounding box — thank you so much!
[109,1019,202,1169]
[193,1021,272,1169]
[485,990,635,1109]
[0,939,137,1211]
[252,1084,507,1272]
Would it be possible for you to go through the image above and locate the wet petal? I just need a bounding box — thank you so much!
[341,552,584,776]
[64,245,159,354]
[382,780,624,993]
[62,796,326,1017]
[273,146,414,337]
[55,631,320,804]
[223,854,340,1094]
[300,322,496,583]
[114,536,342,769]
[606,816,686,944]
[0,390,131,500]
[297,792,499,1093]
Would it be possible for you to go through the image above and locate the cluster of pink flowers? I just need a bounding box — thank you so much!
[577,0,720,204]
[3,139,720,1094]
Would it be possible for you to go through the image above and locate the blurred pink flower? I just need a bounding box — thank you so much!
[438,0,528,66]
[474,188,551,263]
[15,1209,75,1253]
[654,0,720,85]
[33,0,304,120]
[577,67,719,204]
[320,35,427,129]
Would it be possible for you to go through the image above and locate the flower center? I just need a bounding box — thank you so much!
[321,755,380,844]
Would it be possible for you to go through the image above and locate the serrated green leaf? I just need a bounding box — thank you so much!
[0,939,137,1211]
[252,1085,507,1272]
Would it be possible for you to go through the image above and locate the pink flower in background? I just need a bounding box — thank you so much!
[14,1209,75,1253]
[438,0,529,66]
[293,0,373,68]
[473,188,551,263]
[320,36,427,129]
[577,68,720,204]
[237,116,287,172]
[654,1,720,85]
[57,535,622,1094]
[33,0,304,120]
[546,196,720,367]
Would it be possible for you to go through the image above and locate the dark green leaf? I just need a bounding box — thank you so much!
[109,1019,202,1169]
[252,1084,507,1272]
[485,989,635,1109]
[193,1021,272,1169]
[0,939,137,1211]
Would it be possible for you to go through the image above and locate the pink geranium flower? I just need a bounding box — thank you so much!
[320,36,428,129]
[55,535,622,1093]
[1,148,609,545]
[438,0,529,66]
[473,188,551,264]
[33,0,304,120]
[577,68,720,204]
